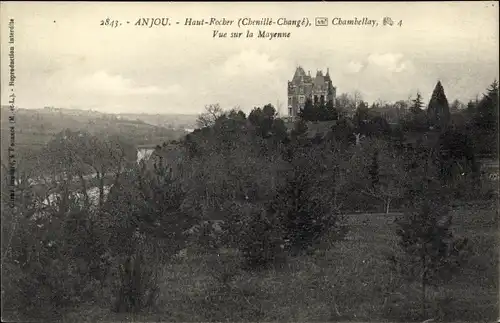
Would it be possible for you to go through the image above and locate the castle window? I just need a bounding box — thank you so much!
[288,96,292,105]
[299,96,305,104]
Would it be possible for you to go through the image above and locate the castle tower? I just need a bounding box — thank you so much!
[287,66,337,117]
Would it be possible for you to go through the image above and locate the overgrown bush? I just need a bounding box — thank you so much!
[112,251,160,313]
[1,207,106,321]
[270,152,347,255]
[104,165,193,314]
[239,210,286,269]
[222,201,286,269]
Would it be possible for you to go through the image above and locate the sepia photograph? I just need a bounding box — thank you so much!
[1,1,499,322]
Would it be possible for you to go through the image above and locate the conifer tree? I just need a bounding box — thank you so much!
[475,80,498,130]
[427,81,451,130]
[298,98,316,121]
[471,80,499,156]
[390,179,469,319]
[466,100,476,112]
[324,99,339,121]
[404,91,429,132]
[410,91,424,114]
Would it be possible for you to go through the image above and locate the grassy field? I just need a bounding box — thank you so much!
[61,202,498,322]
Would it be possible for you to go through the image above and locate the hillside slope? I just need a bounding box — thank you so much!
[1,107,188,152]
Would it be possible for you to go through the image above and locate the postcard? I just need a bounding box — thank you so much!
[1,2,498,322]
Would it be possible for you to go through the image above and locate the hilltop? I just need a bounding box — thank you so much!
[117,112,198,130]
[0,107,189,152]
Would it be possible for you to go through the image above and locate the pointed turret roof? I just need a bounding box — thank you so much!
[292,66,307,83]
[324,67,331,82]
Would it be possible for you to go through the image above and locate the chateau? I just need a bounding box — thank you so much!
[287,66,337,117]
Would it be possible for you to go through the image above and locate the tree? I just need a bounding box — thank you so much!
[386,145,471,320]
[353,104,390,138]
[1,147,44,266]
[437,128,479,193]
[404,92,429,132]
[298,98,315,121]
[262,103,276,118]
[323,99,339,121]
[410,91,424,114]
[226,202,286,269]
[391,194,469,319]
[370,101,401,124]
[269,145,346,255]
[475,80,499,131]
[249,104,278,137]
[291,119,308,138]
[353,101,370,125]
[369,116,391,137]
[335,93,357,117]
[353,91,364,109]
[248,104,288,142]
[330,117,355,147]
[35,130,135,211]
[298,97,339,122]
[450,99,465,114]
[359,141,407,214]
[427,81,451,130]
[465,80,499,156]
[104,164,195,313]
[466,99,476,114]
[196,104,224,128]
[394,99,410,120]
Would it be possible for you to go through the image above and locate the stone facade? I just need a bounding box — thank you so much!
[287,66,337,117]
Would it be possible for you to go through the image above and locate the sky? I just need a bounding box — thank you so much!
[1,1,498,115]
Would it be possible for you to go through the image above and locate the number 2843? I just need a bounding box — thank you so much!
[100,18,120,28]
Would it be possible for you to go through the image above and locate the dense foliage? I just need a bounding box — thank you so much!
[1,80,497,321]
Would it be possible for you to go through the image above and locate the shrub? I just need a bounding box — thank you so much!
[112,252,160,313]
[1,208,105,321]
[223,201,286,270]
[239,210,286,269]
[270,166,345,255]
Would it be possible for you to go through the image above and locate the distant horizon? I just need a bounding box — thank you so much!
[1,71,496,116]
[0,104,201,116]
[0,79,490,117]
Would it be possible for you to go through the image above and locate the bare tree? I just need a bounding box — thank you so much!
[353,90,364,109]
[196,103,224,128]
